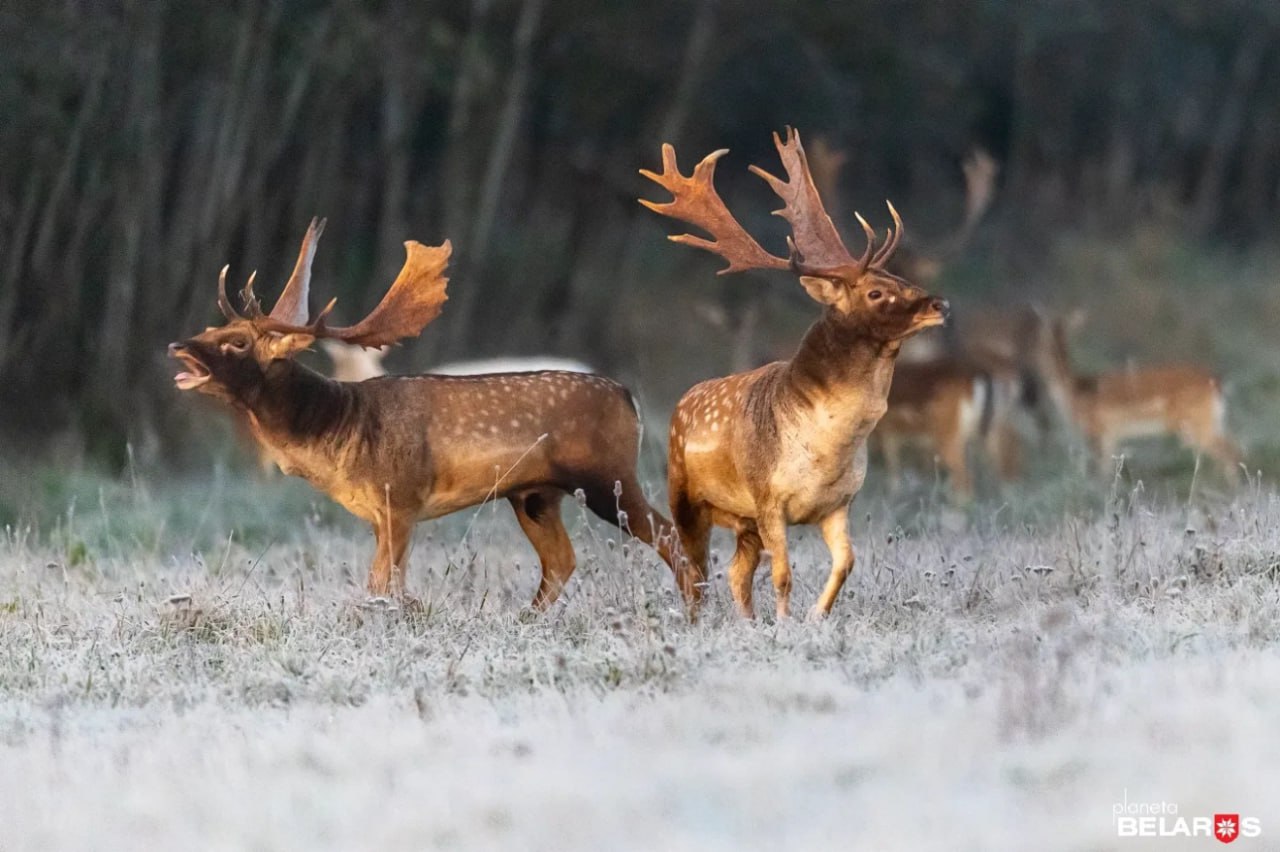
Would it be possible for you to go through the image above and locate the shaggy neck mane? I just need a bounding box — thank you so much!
[241,360,363,448]
[784,311,900,402]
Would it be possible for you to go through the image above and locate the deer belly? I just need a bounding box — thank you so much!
[1099,405,1174,442]
[683,450,757,517]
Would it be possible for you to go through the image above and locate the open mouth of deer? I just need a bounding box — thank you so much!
[170,346,211,390]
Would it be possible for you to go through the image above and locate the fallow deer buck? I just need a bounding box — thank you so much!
[1031,311,1243,482]
[170,219,677,606]
[640,128,948,619]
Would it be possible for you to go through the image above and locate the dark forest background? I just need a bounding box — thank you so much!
[3,0,1279,469]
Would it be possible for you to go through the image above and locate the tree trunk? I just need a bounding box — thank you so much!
[565,0,717,364]
[439,0,493,252]
[446,0,546,354]
[1191,30,1269,232]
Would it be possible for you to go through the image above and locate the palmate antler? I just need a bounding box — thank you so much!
[640,127,904,278]
[639,145,790,275]
[218,217,327,323]
[218,219,451,349]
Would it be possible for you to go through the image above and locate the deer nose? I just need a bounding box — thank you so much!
[168,342,186,356]
[930,298,950,316]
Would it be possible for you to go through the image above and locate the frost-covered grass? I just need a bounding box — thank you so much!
[0,470,1279,850]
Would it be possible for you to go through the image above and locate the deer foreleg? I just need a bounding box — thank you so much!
[727,529,763,619]
[757,511,792,620]
[814,506,855,617]
[367,514,415,598]
[669,487,711,618]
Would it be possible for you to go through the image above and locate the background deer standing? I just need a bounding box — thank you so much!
[641,129,948,619]
[1031,310,1243,481]
[171,219,677,606]
[873,361,999,501]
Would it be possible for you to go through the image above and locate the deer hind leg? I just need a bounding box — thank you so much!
[1207,436,1244,483]
[814,506,855,617]
[727,528,763,619]
[1181,411,1244,485]
[511,489,576,610]
[368,513,416,598]
[757,511,793,620]
[580,474,682,581]
[667,481,711,617]
[591,475,681,577]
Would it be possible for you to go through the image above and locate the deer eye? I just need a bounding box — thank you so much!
[222,335,251,353]
[867,290,883,302]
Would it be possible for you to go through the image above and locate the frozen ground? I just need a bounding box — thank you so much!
[0,479,1278,850]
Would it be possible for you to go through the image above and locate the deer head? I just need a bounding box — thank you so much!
[641,127,947,342]
[169,218,450,404]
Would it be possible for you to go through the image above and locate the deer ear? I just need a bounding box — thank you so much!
[264,331,316,360]
[799,275,843,306]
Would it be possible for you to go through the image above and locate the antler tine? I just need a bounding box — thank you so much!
[785,235,830,278]
[217,265,243,321]
[240,270,264,318]
[271,217,326,326]
[748,127,856,270]
[319,240,451,348]
[869,201,905,268]
[852,212,877,272]
[639,144,789,275]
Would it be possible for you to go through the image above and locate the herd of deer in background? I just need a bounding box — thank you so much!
[169,128,1242,619]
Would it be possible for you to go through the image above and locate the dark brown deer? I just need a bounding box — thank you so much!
[640,129,948,619]
[170,219,677,606]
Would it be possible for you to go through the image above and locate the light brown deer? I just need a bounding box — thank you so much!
[1031,311,1243,481]
[640,128,948,619]
[936,305,1055,447]
[170,219,677,606]
[874,361,992,500]
[873,355,1027,500]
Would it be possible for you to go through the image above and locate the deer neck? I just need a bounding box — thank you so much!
[242,361,359,453]
[781,313,900,427]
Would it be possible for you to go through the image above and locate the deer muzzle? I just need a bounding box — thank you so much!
[168,341,211,390]
[912,297,950,331]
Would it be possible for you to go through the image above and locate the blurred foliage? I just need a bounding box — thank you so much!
[1,0,1279,468]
